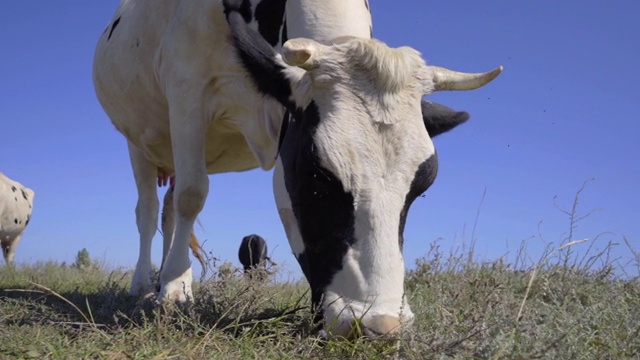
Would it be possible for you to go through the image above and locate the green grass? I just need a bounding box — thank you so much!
[1,238,638,360]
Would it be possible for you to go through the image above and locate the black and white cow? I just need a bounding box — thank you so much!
[238,234,268,272]
[0,173,35,265]
[223,0,501,337]
[93,0,501,338]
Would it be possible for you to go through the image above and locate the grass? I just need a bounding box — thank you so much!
[1,183,639,359]
[1,239,638,360]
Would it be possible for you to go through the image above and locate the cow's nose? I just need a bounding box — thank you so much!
[361,314,403,337]
[327,314,403,339]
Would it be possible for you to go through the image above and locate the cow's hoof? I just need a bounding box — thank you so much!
[129,279,154,297]
[157,268,193,303]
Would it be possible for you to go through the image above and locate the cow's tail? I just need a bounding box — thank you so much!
[189,231,207,270]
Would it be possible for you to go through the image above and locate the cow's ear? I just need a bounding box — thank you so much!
[421,100,470,137]
[282,39,325,70]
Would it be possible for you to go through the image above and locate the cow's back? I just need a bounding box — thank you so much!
[0,173,34,239]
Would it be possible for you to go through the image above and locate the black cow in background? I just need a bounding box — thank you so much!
[238,234,270,278]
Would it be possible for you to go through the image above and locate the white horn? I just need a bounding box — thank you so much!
[431,65,503,91]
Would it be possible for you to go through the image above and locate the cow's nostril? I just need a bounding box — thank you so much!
[361,314,403,338]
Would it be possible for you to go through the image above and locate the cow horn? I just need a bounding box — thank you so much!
[430,65,503,91]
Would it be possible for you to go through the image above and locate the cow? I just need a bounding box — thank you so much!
[238,234,268,273]
[223,0,501,337]
[0,173,35,265]
[93,0,501,338]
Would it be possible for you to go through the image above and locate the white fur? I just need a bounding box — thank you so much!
[0,173,35,265]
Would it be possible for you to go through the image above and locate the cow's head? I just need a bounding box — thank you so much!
[224,0,501,338]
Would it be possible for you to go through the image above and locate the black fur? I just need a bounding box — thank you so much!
[254,0,287,46]
[224,0,296,110]
[421,101,470,137]
[238,234,268,270]
[398,155,438,250]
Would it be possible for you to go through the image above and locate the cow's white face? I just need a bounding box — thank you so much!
[276,38,438,337]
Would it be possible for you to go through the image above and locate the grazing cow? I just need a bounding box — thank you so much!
[223,0,501,337]
[93,0,501,337]
[238,234,268,272]
[0,173,35,265]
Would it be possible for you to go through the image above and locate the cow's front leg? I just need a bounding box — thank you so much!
[157,103,209,303]
[128,141,159,296]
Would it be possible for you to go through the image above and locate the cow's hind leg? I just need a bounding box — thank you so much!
[161,184,206,274]
[160,184,175,270]
[1,236,21,266]
[158,103,209,303]
[128,141,160,296]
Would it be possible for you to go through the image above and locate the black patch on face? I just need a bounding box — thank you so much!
[279,102,356,312]
[21,189,28,200]
[398,154,438,250]
[11,186,16,192]
[14,218,18,224]
[276,111,290,156]
[254,0,286,47]
[107,16,121,41]
[364,0,370,11]
[281,16,288,44]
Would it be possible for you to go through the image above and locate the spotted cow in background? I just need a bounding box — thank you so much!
[0,173,35,265]
[93,0,501,338]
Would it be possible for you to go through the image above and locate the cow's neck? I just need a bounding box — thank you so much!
[285,0,372,43]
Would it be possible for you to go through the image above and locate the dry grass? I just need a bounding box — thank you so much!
[1,238,638,359]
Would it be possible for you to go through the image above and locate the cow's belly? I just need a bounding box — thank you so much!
[203,124,260,174]
[109,110,259,175]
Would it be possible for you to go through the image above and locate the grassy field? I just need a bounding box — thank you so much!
[1,236,638,360]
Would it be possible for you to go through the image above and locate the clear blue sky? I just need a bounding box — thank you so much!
[2,1,639,279]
